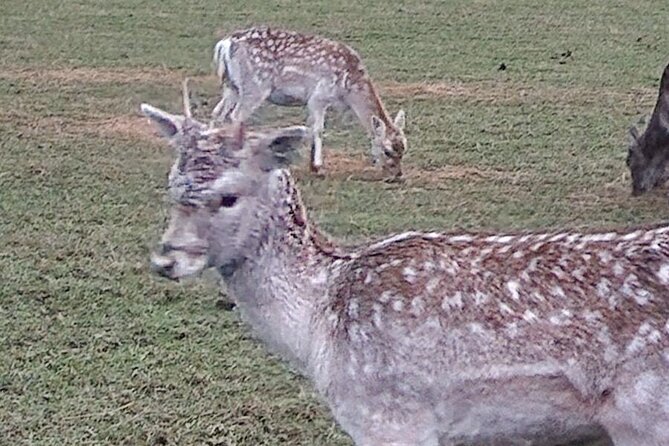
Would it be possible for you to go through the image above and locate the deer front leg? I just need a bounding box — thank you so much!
[306,96,329,175]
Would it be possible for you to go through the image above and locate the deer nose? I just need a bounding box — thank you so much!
[151,246,177,279]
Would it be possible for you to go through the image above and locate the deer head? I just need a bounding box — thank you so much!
[142,80,308,280]
[371,110,407,180]
[627,62,669,196]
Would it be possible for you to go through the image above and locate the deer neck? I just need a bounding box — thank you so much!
[347,78,396,135]
[219,171,346,374]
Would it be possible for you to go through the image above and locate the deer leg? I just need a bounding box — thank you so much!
[228,86,271,123]
[598,370,669,446]
[306,97,329,174]
[211,85,238,124]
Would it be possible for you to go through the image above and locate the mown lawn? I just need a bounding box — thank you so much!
[1,0,668,444]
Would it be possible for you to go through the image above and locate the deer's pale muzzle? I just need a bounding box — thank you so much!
[150,243,209,280]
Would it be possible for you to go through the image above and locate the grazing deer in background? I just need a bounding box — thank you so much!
[211,26,407,180]
[143,81,669,446]
[627,61,669,196]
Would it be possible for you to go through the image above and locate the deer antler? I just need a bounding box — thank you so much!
[182,77,193,119]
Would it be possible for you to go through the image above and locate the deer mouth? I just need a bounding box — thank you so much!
[150,245,209,280]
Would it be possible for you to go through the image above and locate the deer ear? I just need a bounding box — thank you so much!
[394,110,406,130]
[371,116,386,139]
[140,103,185,138]
[256,126,308,170]
[629,126,640,143]
[229,121,246,151]
[660,95,669,130]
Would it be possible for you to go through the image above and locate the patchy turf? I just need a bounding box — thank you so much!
[1,0,669,445]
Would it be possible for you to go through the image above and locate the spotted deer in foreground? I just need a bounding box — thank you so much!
[627,60,669,196]
[143,82,669,446]
[211,26,407,179]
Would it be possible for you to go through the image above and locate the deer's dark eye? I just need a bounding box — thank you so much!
[220,195,238,208]
[208,195,238,211]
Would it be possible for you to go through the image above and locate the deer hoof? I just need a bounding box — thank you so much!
[310,165,325,177]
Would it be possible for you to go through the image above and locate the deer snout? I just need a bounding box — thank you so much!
[150,242,209,280]
[151,253,177,279]
[382,160,404,182]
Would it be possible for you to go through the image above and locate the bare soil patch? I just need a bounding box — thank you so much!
[1,111,159,142]
[1,109,525,186]
[0,66,656,106]
[0,66,189,84]
[292,150,519,185]
[379,80,655,107]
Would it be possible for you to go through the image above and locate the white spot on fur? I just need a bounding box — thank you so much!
[442,292,464,311]
[566,234,581,244]
[622,231,642,241]
[523,310,539,323]
[497,245,512,254]
[366,231,421,251]
[426,277,440,294]
[473,291,489,305]
[364,272,374,284]
[392,299,404,312]
[403,266,417,283]
[486,235,514,243]
[449,234,474,243]
[626,322,654,354]
[505,322,519,338]
[549,233,568,242]
[379,291,393,303]
[596,278,611,299]
[549,310,572,326]
[506,280,521,301]
[372,303,383,328]
[423,261,437,271]
[499,303,514,315]
[613,262,625,276]
[551,286,567,299]
[582,232,617,242]
[530,242,545,251]
[657,264,669,284]
[411,296,425,315]
[348,300,359,319]
[532,292,546,303]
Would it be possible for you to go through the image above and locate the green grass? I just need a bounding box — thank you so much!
[1,0,668,444]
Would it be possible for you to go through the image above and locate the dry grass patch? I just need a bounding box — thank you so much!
[380,80,656,107]
[0,66,657,107]
[292,150,520,186]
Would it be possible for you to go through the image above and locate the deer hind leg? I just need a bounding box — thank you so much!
[336,401,439,446]
[211,84,238,124]
[306,95,331,175]
[227,83,271,124]
[598,370,669,446]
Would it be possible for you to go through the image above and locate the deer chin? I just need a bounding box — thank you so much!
[150,250,209,281]
[382,160,403,181]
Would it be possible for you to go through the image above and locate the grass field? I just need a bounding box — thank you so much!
[1,0,669,444]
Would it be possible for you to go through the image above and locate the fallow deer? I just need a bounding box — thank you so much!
[627,61,669,196]
[211,26,407,179]
[143,81,669,446]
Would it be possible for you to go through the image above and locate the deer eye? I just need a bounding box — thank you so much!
[220,195,238,208]
[208,195,238,210]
